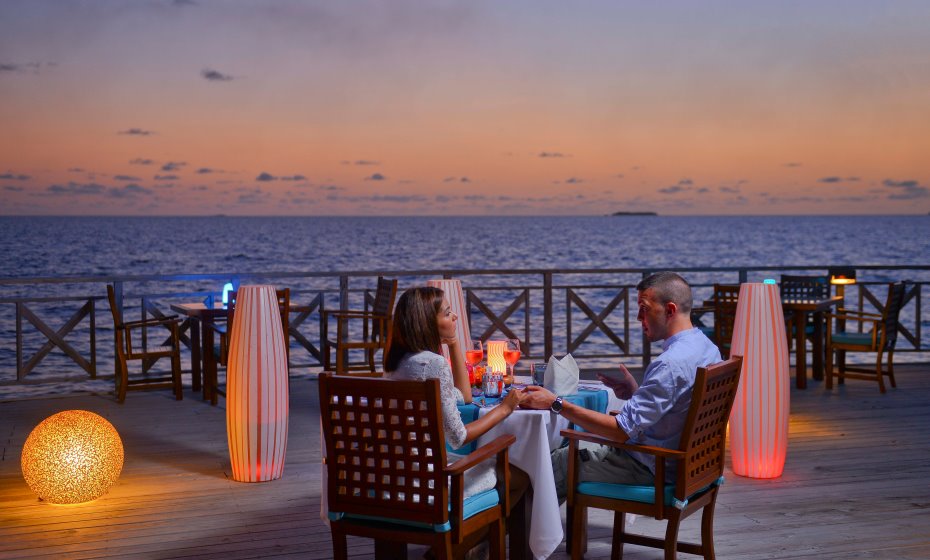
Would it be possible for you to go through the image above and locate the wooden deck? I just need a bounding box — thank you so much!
[2,365,930,559]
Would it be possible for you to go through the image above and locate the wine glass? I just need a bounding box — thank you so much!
[465,340,484,386]
[503,338,521,387]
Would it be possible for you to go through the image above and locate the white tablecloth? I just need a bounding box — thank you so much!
[477,386,625,559]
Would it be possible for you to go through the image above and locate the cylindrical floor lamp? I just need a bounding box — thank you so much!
[226,284,289,482]
[729,282,790,478]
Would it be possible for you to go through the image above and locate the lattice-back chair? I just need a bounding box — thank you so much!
[106,284,183,403]
[319,373,515,560]
[825,281,908,393]
[561,356,742,560]
[780,274,830,346]
[712,284,740,358]
[322,277,398,375]
[206,288,290,404]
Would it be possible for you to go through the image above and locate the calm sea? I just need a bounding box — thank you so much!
[1,215,927,398]
[1,214,928,276]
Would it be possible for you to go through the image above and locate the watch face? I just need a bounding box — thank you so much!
[551,397,563,413]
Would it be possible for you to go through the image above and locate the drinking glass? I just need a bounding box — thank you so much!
[465,340,484,386]
[503,339,521,387]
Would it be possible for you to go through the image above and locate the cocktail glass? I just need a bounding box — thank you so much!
[503,338,521,387]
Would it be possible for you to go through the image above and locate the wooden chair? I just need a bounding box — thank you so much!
[562,356,742,560]
[207,288,290,404]
[712,284,740,359]
[319,373,514,560]
[825,281,908,394]
[322,277,398,375]
[779,274,830,346]
[106,284,183,403]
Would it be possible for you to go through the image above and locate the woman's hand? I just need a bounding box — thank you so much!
[441,336,458,349]
[500,387,525,412]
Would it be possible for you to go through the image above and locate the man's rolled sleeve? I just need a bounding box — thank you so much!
[614,362,678,442]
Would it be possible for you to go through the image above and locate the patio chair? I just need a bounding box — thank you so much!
[207,288,290,404]
[322,277,397,375]
[779,274,830,347]
[106,284,183,403]
[712,284,740,358]
[825,281,908,394]
[561,356,742,560]
[319,372,515,560]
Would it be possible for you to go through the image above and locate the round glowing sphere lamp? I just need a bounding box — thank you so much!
[21,410,124,504]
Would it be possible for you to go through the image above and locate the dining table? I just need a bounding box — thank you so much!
[169,301,228,402]
[782,296,843,389]
[456,379,625,560]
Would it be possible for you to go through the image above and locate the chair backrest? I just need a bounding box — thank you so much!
[882,282,908,350]
[712,284,740,353]
[319,373,449,526]
[106,284,123,327]
[676,356,742,500]
[371,277,398,317]
[779,275,830,301]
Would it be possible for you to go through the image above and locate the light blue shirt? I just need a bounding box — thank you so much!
[615,327,722,482]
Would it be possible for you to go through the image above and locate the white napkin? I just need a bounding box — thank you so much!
[543,353,579,396]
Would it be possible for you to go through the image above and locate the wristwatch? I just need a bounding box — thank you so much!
[550,396,564,415]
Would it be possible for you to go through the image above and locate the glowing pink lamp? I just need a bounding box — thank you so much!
[226,284,289,482]
[729,281,790,479]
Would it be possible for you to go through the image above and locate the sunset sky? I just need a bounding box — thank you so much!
[2,0,929,216]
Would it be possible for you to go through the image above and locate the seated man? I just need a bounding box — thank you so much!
[522,271,722,502]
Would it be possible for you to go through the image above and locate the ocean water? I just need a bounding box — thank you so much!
[2,215,928,277]
[1,215,928,399]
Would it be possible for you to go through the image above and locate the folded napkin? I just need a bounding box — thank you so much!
[543,353,579,396]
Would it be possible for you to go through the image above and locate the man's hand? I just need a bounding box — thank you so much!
[597,364,637,400]
[520,385,557,409]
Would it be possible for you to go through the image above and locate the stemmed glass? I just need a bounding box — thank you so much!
[465,340,484,387]
[503,338,521,387]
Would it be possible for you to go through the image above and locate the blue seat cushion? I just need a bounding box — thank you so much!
[328,487,500,532]
[832,331,873,346]
[577,476,724,510]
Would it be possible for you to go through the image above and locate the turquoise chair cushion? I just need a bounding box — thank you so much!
[832,331,873,346]
[328,487,500,532]
[577,476,724,510]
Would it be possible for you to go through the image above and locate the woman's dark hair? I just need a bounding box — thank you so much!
[384,286,444,372]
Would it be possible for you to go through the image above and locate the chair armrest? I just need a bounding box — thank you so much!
[560,429,685,460]
[834,308,882,319]
[446,434,516,475]
[204,322,228,335]
[323,309,389,320]
[123,315,181,329]
[827,313,880,327]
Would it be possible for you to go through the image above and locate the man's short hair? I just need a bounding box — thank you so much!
[636,271,693,315]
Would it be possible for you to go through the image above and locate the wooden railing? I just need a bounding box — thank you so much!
[1,265,926,388]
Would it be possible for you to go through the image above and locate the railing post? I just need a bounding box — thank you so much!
[113,281,123,378]
[339,275,349,312]
[543,271,553,360]
[90,298,97,378]
[739,269,748,284]
[16,302,23,380]
[641,271,651,369]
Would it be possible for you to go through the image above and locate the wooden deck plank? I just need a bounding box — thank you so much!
[2,365,930,559]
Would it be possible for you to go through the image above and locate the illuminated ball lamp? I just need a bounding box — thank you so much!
[21,410,124,504]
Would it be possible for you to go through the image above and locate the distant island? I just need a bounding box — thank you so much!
[611,211,658,216]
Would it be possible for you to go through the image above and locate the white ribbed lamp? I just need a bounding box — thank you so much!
[426,279,471,362]
[226,285,289,482]
[729,282,790,479]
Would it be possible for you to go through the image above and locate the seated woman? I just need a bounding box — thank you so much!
[384,286,530,560]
